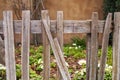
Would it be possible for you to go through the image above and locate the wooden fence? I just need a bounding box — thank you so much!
[1,10,120,80]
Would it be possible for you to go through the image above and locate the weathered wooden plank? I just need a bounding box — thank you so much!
[0,20,105,34]
[21,10,30,80]
[41,11,71,80]
[57,11,64,80]
[112,12,120,80]
[3,11,11,80]
[42,10,50,80]
[98,13,112,80]
[54,38,71,80]
[89,12,98,80]
[3,11,16,80]
[86,33,91,80]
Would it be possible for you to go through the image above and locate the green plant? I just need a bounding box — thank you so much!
[74,64,112,80]
[0,64,6,80]
[30,69,42,80]
[63,46,85,59]
[71,37,86,50]
[103,0,116,19]
[50,62,56,68]
[98,46,112,65]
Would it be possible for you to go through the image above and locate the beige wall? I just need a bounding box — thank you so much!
[45,0,103,44]
[45,0,103,20]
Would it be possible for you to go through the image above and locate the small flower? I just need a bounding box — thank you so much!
[69,47,72,49]
[98,63,100,67]
[78,46,81,48]
[0,64,6,70]
[72,43,76,46]
[65,62,69,67]
[78,59,86,65]
[75,47,78,49]
[75,71,79,74]
[80,68,86,76]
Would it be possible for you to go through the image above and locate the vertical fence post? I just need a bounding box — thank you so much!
[3,11,16,80]
[112,12,120,80]
[21,10,30,80]
[41,10,50,80]
[86,33,91,80]
[89,12,98,80]
[41,11,71,80]
[98,13,112,80]
[57,11,64,80]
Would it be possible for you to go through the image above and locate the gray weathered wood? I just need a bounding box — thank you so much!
[54,38,71,80]
[57,11,64,80]
[0,20,105,34]
[112,12,120,80]
[98,13,112,80]
[86,33,91,80]
[21,10,30,80]
[89,12,98,80]
[41,10,71,80]
[3,11,16,80]
[42,10,50,80]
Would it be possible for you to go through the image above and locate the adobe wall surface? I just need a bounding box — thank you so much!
[45,0,103,44]
[45,0,103,20]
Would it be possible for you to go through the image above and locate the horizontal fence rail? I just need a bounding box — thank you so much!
[0,20,105,34]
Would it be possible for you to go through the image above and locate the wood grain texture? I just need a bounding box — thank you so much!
[3,11,16,80]
[98,13,112,80]
[54,38,71,80]
[41,10,71,80]
[86,33,91,80]
[41,10,50,80]
[0,20,105,34]
[57,11,64,80]
[89,12,98,80]
[112,12,120,80]
[21,10,30,80]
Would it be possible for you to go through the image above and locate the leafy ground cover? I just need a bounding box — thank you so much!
[0,38,113,80]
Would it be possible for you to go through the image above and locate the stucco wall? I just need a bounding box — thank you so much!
[45,0,103,44]
[45,0,103,20]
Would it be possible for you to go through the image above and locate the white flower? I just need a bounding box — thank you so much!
[65,62,69,67]
[108,66,112,69]
[75,47,78,49]
[98,63,100,67]
[78,59,86,65]
[0,64,6,70]
[105,64,109,68]
[75,71,79,74]
[38,59,43,64]
[72,43,76,46]
[69,47,72,49]
[80,68,86,76]
[78,46,81,48]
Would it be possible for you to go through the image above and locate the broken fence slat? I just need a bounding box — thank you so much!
[41,10,71,80]
[86,33,91,80]
[98,13,112,80]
